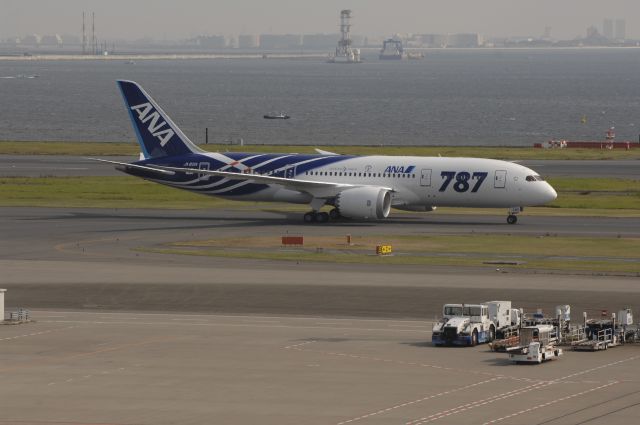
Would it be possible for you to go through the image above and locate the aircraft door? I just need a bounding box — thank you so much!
[420,169,432,187]
[198,162,210,181]
[494,170,507,188]
[283,165,296,179]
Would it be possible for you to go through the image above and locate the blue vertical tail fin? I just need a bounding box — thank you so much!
[117,80,203,159]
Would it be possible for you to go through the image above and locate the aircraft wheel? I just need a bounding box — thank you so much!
[329,208,341,220]
[507,215,518,225]
[316,212,329,223]
[488,326,496,342]
[303,212,316,223]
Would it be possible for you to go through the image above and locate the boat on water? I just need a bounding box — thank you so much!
[379,38,404,60]
[263,113,290,120]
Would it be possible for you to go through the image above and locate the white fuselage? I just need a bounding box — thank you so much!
[212,155,557,209]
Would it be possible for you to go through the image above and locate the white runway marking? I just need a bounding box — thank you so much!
[483,381,618,424]
[336,377,502,425]
[0,326,77,342]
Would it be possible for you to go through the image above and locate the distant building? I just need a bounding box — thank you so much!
[238,34,259,49]
[303,33,339,49]
[41,34,63,47]
[259,34,301,49]
[447,33,482,48]
[191,35,226,49]
[615,19,626,40]
[5,36,21,45]
[584,26,608,45]
[420,34,448,48]
[21,34,41,45]
[603,19,614,39]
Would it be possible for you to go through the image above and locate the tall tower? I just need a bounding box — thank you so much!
[338,10,352,54]
[330,10,360,63]
[92,12,96,54]
[82,12,87,54]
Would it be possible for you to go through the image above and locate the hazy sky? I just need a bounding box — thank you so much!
[2,0,639,40]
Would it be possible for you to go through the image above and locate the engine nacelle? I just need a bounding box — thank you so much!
[393,205,437,212]
[335,187,391,220]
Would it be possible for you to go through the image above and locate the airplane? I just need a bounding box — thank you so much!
[91,80,557,224]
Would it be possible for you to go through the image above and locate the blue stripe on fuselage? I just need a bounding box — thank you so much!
[125,152,356,197]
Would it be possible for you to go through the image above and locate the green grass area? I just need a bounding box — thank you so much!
[172,234,640,259]
[545,177,640,210]
[2,140,640,160]
[146,233,640,273]
[0,176,639,214]
[0,176,261,209]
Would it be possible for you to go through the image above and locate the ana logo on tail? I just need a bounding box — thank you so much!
[130,102,175,147]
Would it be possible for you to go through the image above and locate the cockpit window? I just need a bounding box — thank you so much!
[526,175,545,182]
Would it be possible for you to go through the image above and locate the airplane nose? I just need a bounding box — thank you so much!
[544,183,557,203]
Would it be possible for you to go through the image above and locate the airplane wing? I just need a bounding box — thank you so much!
[314,148,339,155]
[87,158,175,175]
[88,158,391,199]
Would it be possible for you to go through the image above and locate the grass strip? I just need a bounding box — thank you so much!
[2,140,640,160]
[0,176,639,213]
[138,247,640,274]
[171,234,640,259]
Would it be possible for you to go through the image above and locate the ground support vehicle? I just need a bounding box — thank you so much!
[489,331,519,352]
[432,301,520,347]
[572,327,620,351]
[507,325,563,364]
[571,309,633,351]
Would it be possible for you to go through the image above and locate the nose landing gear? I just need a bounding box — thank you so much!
[506,206,523,224]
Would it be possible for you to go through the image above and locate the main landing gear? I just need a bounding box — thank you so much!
[303,208,340,223]
[506,206,522,225]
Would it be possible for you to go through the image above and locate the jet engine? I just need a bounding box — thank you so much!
[392,205,437,212]
[335,187,391,220]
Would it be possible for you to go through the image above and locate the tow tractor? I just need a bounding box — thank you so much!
[508,324,563,364]
[432,301,520,347]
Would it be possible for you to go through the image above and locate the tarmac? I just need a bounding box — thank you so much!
[1,310,640,425]
[1,206,639,319]
[2,154,640,424]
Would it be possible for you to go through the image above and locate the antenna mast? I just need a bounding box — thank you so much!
[92,12,96,55]
[82,12,86,54]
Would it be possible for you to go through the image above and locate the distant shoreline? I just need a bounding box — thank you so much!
[0,53,328,61]
[2,46,640,61]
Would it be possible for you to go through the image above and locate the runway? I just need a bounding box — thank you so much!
[1,206,639,319]
[1,154,639,178]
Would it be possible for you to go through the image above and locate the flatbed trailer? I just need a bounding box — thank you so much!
[572,328,621,351]
[489,335,519,352]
